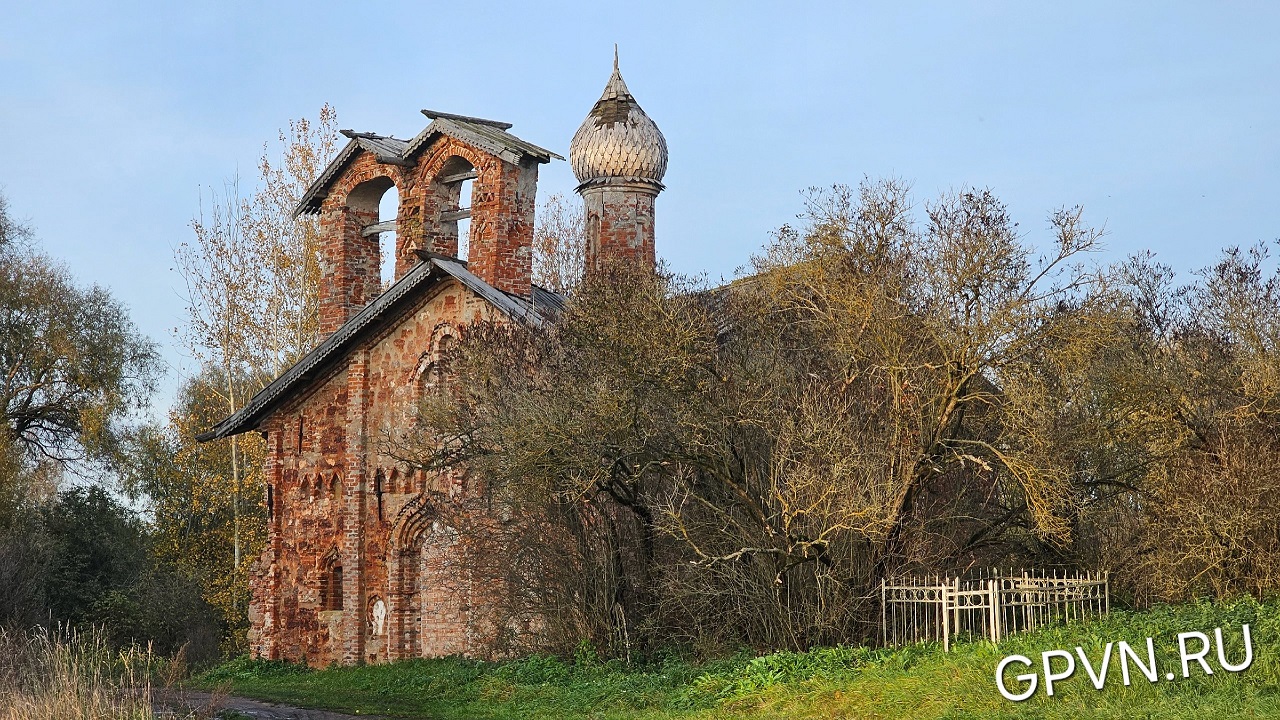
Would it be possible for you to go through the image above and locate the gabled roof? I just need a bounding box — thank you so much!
[404,111,564,167]
[293,132,410,217]
[196,252,564,442]
[347,131,411,165]
[294,114,562,217]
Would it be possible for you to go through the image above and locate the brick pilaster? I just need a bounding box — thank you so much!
[340,350,370,665]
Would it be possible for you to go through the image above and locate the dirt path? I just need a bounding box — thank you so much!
[154,690,387,720]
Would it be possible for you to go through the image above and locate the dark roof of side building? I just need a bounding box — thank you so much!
[294,116,563,217]
[196,251,565,442]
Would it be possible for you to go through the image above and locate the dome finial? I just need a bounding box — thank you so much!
[569,52,668,186]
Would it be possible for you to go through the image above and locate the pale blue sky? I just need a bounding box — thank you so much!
[2,1,1278,414]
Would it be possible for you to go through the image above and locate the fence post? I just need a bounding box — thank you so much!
[953,576,961,646]
[1103,571,1110,616]
[989,577,1000,643]
[942,578,951,652]
[881,577,887,647]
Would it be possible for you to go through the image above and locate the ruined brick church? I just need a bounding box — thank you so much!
[199,57,667,665]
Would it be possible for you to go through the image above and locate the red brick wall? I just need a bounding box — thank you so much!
[315,137,539,341]
[259,123,549,665]
[316,154,403,338]
[249,366,350,664]
[250,279,513,667]
[580,180,660,274]
[405,138,538,296]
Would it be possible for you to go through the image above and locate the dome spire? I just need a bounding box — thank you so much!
[569,50,668,185]
[569,51,668,275]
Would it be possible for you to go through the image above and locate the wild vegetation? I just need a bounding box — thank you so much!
[3,100,1280,719]
[195,596,1280,719]
[0,627,158,720]
[399,179,1280,658]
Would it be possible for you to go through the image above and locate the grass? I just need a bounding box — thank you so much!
[0,626,238,720]
[196,596,1280,719]
[0,626,160,720]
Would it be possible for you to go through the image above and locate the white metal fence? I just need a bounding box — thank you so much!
[880,570,1109,651]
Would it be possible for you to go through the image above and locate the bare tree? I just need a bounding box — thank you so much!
[532,193,585,295]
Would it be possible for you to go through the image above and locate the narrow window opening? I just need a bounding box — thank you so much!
[297,416,304,454]
[266,484,274,520]
[457,178,473,261]
[322,563,344,611]
[378,186,400,288]
[374,471,384,522]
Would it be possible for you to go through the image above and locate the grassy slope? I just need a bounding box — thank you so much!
[196,598,1280,719]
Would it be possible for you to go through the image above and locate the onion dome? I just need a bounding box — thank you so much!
[569,50,668,186]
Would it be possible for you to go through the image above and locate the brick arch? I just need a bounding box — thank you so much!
[318,546,343,612]
[405,141,496,270]
[410,322,458,392]
[388,493,438,552]
[385,492,440,661]
[317,151,410,337]
[383,490,470,661]
[339,173,398,213]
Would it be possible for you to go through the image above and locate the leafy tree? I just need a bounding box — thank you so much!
[173,105,339,571]
[0,193,160,481]
[35,486,217,657]
[123,368,265,651]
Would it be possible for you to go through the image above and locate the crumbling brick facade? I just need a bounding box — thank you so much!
[250,283,506,664]
[211,61,666,667]
[580,181,660,273]
[226,112,560,666]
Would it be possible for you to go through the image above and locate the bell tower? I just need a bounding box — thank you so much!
[569,50,668,274]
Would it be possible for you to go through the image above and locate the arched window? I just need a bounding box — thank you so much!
[378,185,400,288]
[430,157,476,260]
[321,554,343,611]
[347,175,398,293]
[457,178,473,260]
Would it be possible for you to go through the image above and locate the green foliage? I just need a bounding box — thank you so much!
[682,645,881,701]
[0,486,219,659]
[0,197,160,477]
[195,599,1280,719]
[199,655,312,683]
[40,486,149,628]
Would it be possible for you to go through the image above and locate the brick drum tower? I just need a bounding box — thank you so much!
[569,51,668,273]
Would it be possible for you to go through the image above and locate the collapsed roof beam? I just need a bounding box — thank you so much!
[361,220,397,237]
[421,109,513,130]
[440,209,471,222]
[437,170,478,185]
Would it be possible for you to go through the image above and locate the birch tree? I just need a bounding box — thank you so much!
[173,106,340,571]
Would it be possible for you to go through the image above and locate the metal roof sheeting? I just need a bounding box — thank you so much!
[295,116,561,216]
[403,116,564,166]
[196,254,564,442]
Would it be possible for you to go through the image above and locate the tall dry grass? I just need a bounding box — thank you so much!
[0,626,158,720]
